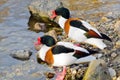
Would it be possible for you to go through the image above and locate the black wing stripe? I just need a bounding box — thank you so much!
[100,33,112,42]
[70,20,89,31]
[51,45,74,55]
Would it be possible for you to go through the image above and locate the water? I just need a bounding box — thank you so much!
[0,0,44,67]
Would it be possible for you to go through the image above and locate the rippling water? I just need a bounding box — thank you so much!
[0,0,44,67]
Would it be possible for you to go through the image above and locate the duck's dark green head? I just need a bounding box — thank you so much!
[40,35,56,47]
[51,7,70,19]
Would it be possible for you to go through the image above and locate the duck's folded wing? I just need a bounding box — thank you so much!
[57,42,89,53]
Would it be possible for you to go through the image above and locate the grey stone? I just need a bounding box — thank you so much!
[10,50,32,61]
[83,59,112,80]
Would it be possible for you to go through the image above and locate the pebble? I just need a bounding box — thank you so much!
[101,16,111,22]
[10,50,32,61]
[117,76,120,80]
[111,53,117,58]
[44,72,55,79]
[108,68,116,77]
[115,40,120,48]
[45,30,58,42]
[83,59,112,80]
[34,22,46,31]
[114,20,120,37]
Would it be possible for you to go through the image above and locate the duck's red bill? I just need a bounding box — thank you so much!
[50,10,57,19]
[34,37,41,46]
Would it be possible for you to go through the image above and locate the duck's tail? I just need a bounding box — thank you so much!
[84,38,107,50]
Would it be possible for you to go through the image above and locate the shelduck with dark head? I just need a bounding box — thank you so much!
[35,35,99,80]
[50,7,112,50]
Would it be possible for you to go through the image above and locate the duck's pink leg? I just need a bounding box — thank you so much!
[74,43,81,47]
[56,66,67,80]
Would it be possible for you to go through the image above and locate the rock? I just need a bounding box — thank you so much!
[31,71,41,77]
[108,68,116,78]
[105,11,120,20]
[44,72,55,79]
[111,53,117,58]
[114,20,120,36]
[45,30,58,42]
[101,16,111,22]
[117,76,120,80]
[34,22,46,31]
[115,40,120,48]
[112,54,120,64]
[28,0,61,22]
[10,50,32,61]
[83,59,112,80]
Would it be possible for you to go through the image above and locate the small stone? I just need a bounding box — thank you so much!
[34,22,46,31]
[31,72,41,77]
[89,21,96,28]
[114,20,120,36]
[101,16,111,22]
[117,76,120,80]
[45,30,58,42]
[83,59,112,80]
[44,72,55,79]
[111,53,117,58]
[15,68,23,76]
[71,69,77,75]
[10,50,32,61]
[115,40,120,48]
[112,54,120,64]
[108,68,116,77]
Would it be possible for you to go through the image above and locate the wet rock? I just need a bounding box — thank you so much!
[31,71,41,77]
[28,0,61,22]
[10,50,32,61]
[45,30,58,42]
[83,59,112,80]
[44,72,55,79]
[108,68,116,78]
[34,22,46,31]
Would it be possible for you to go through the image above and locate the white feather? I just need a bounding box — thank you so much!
[53,53,77,66]
[68,26,87,42]
[58,16,67,29]
[37,45,50,61]
[57,42,89,53]
[81,20,101,36]
[75,55,96,64]
[84,38,107,49]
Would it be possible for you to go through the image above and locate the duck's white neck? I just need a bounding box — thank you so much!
[38,45,50,61]
[58,16,67,29]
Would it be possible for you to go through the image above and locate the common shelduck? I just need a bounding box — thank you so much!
[50,7,112,50]
[35,35,98,80]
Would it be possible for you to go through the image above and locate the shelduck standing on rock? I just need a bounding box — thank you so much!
[50,7,112,50]
[34,35,98,80]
